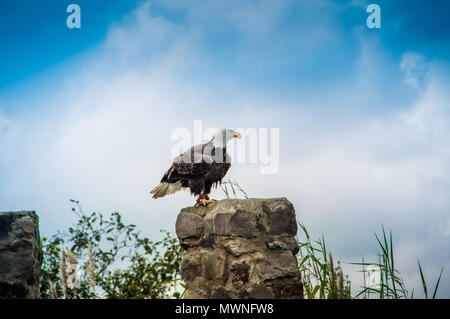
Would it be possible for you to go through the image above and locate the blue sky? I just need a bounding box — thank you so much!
[1,0,450,297]
[2,0,449,109]
[0,1,143,89]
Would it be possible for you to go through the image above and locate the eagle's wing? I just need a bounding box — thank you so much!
[165,145,213,181]
[150,144,213,198]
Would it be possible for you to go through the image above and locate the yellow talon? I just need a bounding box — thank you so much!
[201,199,215,206]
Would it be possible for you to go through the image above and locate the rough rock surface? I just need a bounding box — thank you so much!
[0,211,42,299]
[176,198,303,299]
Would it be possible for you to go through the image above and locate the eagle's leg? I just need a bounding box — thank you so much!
[202,182,217,204]
[195,194,207,207]
[196,193,215,206]
[202,194,216,205]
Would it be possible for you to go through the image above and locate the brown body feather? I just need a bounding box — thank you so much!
[150,141,231,199]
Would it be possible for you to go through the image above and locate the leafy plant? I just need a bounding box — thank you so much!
[40,200,184,299]
[296,222,351,299]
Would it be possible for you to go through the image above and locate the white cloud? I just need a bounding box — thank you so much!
[0,112,10,137]
[400,52,429,90]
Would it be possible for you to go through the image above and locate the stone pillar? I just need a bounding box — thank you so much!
[176,198,303,299]
[0,211,42,299]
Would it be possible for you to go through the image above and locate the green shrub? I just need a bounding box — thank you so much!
[40,200,184,299]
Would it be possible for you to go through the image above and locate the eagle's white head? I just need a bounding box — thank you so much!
[211,128,241,148]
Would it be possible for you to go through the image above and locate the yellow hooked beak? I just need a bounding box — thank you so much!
[233,131,241,139]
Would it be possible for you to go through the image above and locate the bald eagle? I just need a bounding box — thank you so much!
[150,129,241,206]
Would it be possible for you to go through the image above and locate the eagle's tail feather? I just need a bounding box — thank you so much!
[150,183,168,198]
[150,181,182,199]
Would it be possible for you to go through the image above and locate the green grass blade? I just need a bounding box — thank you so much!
[432,266,444,299]
[417,260,428,299]
[388,229,398,298]
[229,179,236,198]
